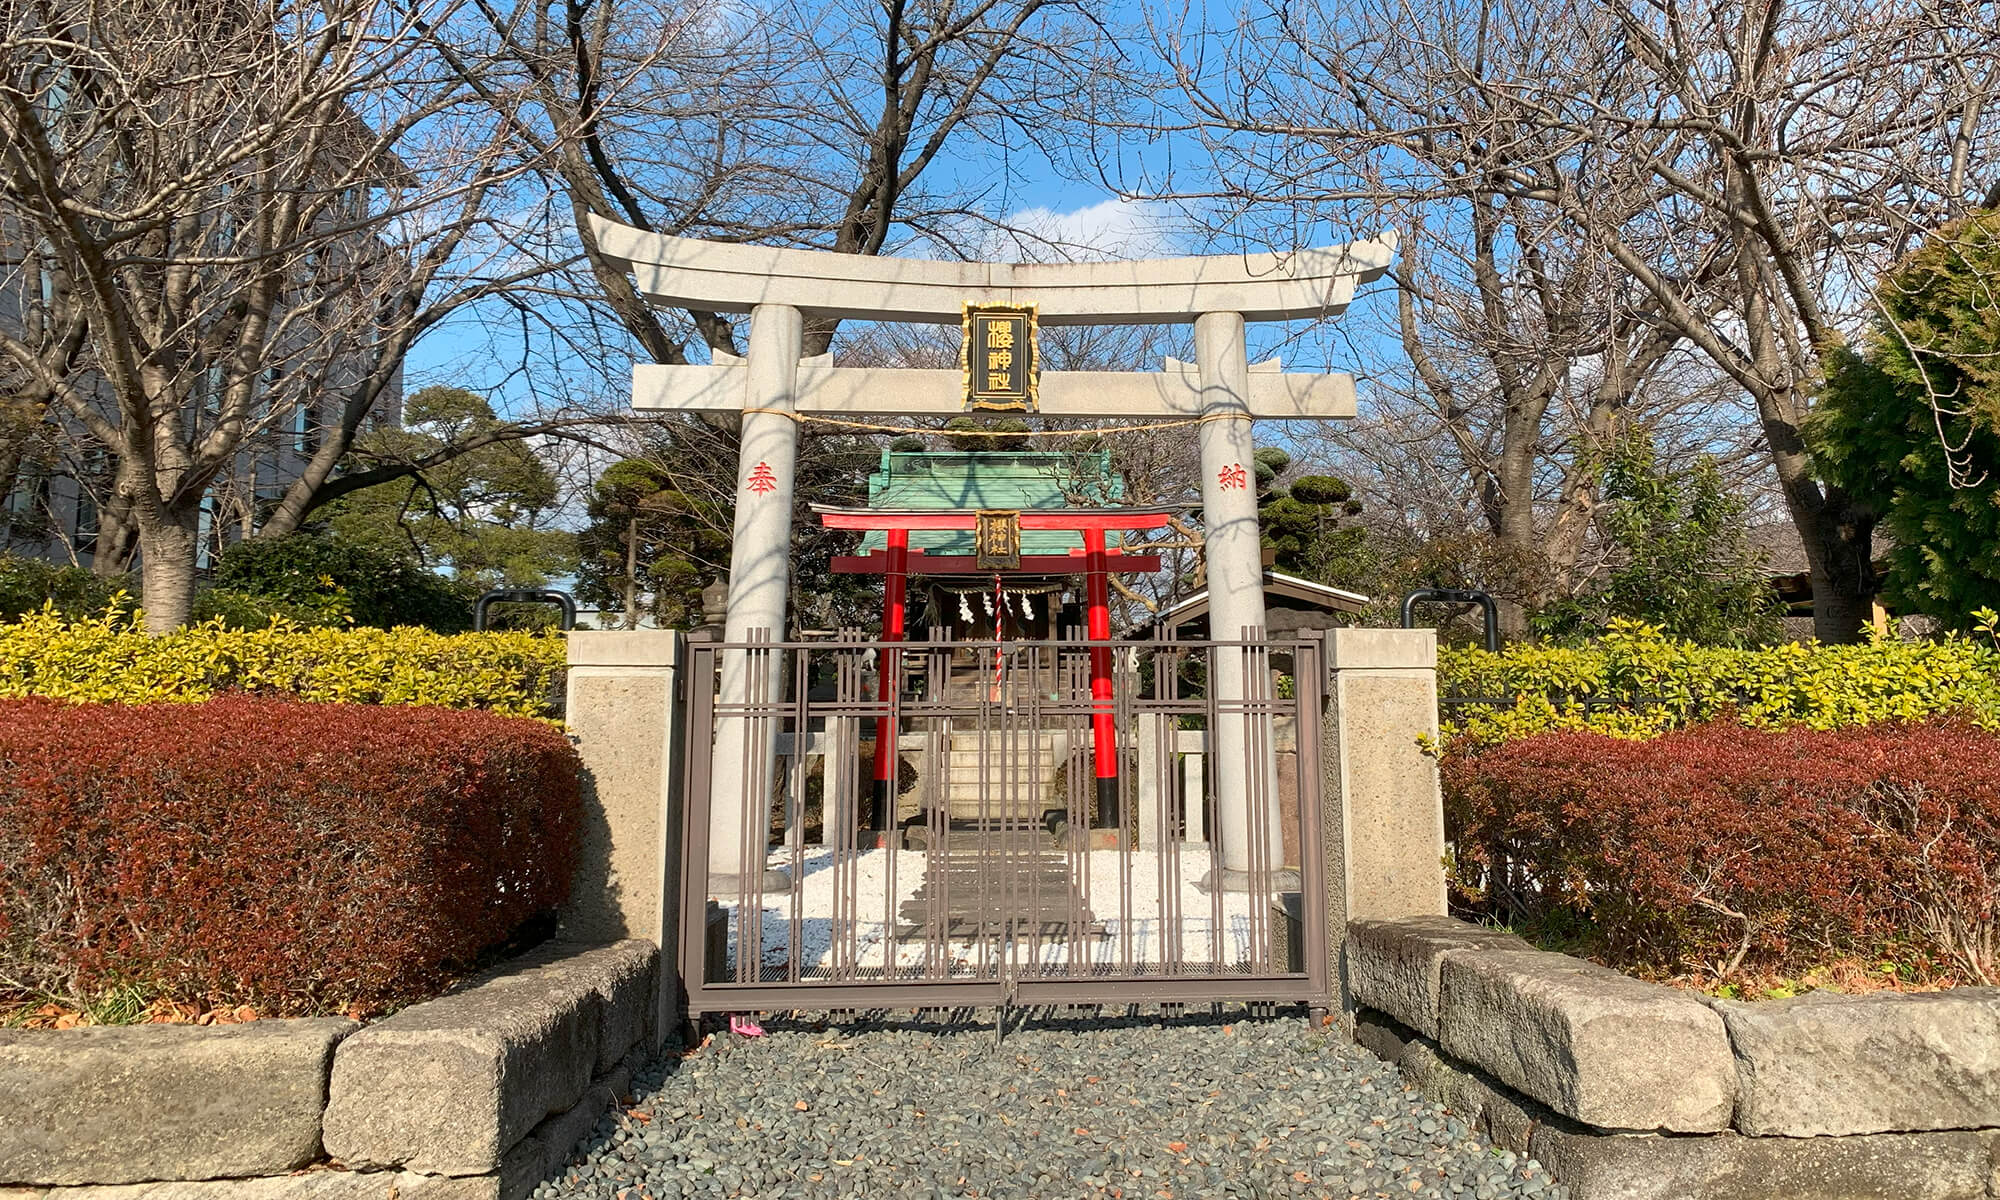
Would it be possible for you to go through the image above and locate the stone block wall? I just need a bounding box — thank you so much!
[1346,916,2000,1200]
[0,1020,354,1187]
[1,941,660,1200]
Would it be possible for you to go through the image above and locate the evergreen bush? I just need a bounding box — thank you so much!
[206,532,477,631]
[0,555,134,623]
[0,608,565,718]
[1439,619,2000,746]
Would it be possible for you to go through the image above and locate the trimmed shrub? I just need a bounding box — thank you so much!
[0,555,134,623]
[206,532,477,631]
[1439,619,2000,746]
[0,696,580,1016]
[0,608,565,718]
[1443,720,2000,986]
[189,585,352,630]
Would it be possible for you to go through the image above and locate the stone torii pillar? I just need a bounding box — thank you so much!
[1195,311,1284,887]
[588,215,1396,895]
[708,303,802,891]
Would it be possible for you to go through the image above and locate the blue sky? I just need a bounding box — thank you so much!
[400,3,1401,419]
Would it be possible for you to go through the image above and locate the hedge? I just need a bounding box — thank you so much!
[0,608,566,718]
[1439,619,2000,745]
[1442,719,2000,987]
[0,696,580,1016]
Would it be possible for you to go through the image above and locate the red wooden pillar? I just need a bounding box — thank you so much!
[868,528,908,833]
[1083,528,1119,830]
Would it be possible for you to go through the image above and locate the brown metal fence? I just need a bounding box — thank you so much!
[678,633,1327,1016]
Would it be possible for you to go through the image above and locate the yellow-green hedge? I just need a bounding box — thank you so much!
[1440,619,2000,745]
[0,608,567,719]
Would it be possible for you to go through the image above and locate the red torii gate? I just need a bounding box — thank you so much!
[816,505,1171,832]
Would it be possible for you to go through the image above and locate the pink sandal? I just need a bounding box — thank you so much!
[728,1014,766,1037]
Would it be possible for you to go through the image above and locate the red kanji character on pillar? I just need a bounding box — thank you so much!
[747,462,778,494]
[1217,462,1248,491]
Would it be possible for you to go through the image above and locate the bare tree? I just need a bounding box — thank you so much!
[430,0,1112,364]
[1382,212,1698,634]
[1167,0,2000,641]
[1127,0,1717,634]
[1534,0,2000,641]
[0,0,625,629]
[408,0,1118,633]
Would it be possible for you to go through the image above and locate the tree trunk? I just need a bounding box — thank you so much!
[134,505,201,634]
[1754,371,1876,644]
[1492,474,1538,641]
[1807,487,1878,643]
[624,515,640,629]
[90,502,139,577]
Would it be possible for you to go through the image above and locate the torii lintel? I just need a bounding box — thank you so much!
[587,214,1396,326]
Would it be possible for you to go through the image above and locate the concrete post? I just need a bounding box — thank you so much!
[1136,710,1163,848]
[709,303,804,892]
[561,629,686,1045]
[1182,744,1206,844]
[1194,310,1280,888]
[1323,628,1448,922]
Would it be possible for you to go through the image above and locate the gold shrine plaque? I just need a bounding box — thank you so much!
[975,509,1022,570]
[962,303,1039,411]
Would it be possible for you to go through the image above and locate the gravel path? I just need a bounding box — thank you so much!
[533,1011,1565,1200]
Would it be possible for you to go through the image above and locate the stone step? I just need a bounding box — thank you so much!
[940,784,1050,800]
[919,899,1079,917]
[940,798,1050,814]
[944,780,1053,794]
[944,729,1069,747]
[926,873,1076,889]
[944,753,1062,770]
[896,842,1097,940]
[947,750,1061,765]
[945,749,1055,763]
[927,855,1066,870]
[909,897,1083,915]
[942,777,1051,794]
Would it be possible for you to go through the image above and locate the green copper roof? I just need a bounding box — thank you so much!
[859,449,1126,555]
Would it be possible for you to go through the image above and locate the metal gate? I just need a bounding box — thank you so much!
[678,633,1328,1015]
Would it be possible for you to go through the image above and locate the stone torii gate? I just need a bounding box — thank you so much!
[589,215,1395,892]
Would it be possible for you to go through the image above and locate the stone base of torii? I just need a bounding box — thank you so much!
[588,216,1396,895]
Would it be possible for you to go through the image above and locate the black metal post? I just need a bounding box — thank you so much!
[474,588,578,631]
[1399,587,1500,652]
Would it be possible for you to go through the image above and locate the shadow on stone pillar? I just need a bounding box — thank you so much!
[560,629,688,1046]
[1319,626,1449,1030]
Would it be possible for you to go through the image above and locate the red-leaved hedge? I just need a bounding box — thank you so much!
[0,696,580,1016]
[1442,720,2000,984]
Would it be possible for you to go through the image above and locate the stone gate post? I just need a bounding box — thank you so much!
[561,629,687,1045]
[1323,627,1448,921]
[708,303,804,892]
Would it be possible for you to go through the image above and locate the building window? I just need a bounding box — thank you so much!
[73,490,99,557]
[201,363,225,417]
[291,403,317,456]
[196,495,215,570]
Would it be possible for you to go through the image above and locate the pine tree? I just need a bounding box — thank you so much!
[1812,212,2000,632]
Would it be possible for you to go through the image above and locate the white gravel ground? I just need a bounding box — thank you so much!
[719,845,1280,979]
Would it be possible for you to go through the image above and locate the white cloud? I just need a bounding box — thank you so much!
[985,197,1178,263]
